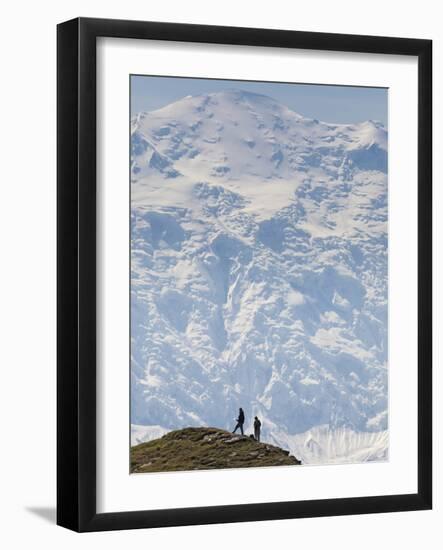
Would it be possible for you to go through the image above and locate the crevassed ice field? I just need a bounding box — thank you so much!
[130,89,388,465]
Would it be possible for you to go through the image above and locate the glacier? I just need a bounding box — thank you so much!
[130,89,388,464]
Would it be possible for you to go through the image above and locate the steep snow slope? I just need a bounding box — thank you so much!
[131,424,168,447]
[268,425,388,464]
[130,89,388,463]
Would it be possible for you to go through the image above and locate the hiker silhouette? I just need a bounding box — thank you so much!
[233,407,245,435]
[254,416,262,442]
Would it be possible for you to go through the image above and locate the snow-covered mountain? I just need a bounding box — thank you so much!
[130,89,388,463]
[268,425,388,465]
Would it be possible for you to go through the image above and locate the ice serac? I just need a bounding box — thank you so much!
[130,89,388,463]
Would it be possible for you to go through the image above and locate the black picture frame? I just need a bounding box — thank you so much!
[57,17,432,532]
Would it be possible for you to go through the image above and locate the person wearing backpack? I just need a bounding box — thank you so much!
[254,416,262,442]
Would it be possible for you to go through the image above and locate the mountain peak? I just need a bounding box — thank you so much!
[207,88,282,104]
[146,87,299,119]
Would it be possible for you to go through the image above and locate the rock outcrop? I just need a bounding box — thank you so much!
[130,427,301,473]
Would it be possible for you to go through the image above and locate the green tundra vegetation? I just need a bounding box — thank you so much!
[130,427,301,473]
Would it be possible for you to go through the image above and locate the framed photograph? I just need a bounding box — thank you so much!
[57,17,432,531]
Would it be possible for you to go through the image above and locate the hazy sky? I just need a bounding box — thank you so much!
[131,75,388,127]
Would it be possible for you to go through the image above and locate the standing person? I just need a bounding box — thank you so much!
[233,407,245,435]
[254,416,262,442]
